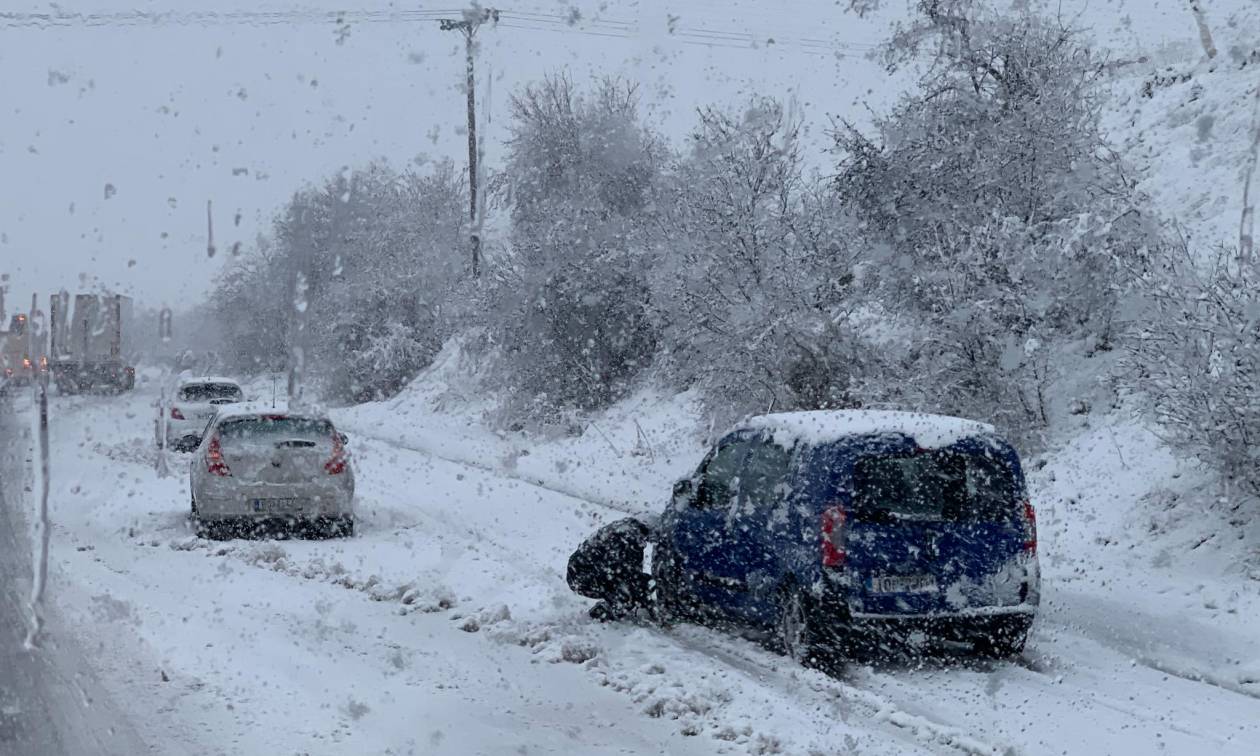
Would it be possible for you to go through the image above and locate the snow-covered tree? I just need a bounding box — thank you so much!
[209,160,468,401]
[210,235,291,372]
[653,97,870,423]
[1125,243,1260,500]
[835,6,1157,439]
[484,73,665,416]
[312,161,468,401]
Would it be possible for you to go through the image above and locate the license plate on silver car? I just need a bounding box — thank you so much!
[867,574,939,594]
[252,498,305,512]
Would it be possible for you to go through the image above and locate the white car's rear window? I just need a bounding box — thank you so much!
[180,384,243,403]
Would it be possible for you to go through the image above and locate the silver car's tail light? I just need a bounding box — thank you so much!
[206,434,231,476]
[324,432,347,475]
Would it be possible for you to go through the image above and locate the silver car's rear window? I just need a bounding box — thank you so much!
[217,416,333,445]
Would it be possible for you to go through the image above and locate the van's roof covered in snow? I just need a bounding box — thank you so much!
[178,376,241,387]
[739,410,995,450]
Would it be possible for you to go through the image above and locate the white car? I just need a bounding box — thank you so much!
[189,403,356,539]
[156,377,244,451]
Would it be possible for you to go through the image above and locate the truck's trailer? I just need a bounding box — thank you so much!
[49,292,136,393]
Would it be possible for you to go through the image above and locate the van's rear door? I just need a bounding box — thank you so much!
[845,446,1026,616]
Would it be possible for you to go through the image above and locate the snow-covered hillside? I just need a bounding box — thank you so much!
[1106,6,1260,248]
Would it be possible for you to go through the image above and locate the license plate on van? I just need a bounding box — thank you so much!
[867,574,939,594]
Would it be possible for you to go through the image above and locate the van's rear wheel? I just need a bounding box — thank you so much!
[778,585,824,668]
[973,618,1031,658]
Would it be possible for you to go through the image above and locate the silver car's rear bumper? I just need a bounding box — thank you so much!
[193,479,354,521]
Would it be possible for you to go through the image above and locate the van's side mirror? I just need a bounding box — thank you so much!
[672,478,694,507]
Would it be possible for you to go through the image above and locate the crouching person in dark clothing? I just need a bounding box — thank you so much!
[567,518,654,622]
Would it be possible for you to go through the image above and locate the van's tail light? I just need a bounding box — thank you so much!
[170,407,185,420]
[206,434,231,476]
[1021,499,1037,555]
[324,432,347,475]
[821,505,847,568]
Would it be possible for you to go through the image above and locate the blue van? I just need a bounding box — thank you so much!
[651,410,1039,663]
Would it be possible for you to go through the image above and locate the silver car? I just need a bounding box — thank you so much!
[189,404,355,539]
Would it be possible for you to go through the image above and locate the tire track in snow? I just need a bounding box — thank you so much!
[1131,656,1260,700]
[663,626,1011,756]
[1035,611,1260,704]
[847,637,1235,751]
[335,419,654,518]
[1037,589,1260,703]
[151,434,585,626]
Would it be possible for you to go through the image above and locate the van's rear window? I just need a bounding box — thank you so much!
[852,451,1018,521]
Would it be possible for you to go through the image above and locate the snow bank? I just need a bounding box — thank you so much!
[333,339,711,514]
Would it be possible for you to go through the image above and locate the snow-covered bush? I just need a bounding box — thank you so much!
[835,6,1157,440]
[1125,243,1260,499]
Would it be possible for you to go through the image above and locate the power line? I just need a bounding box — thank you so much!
[0,5,880,59]
[0,8,463,29]
[496,21,636,43]
[505,9,634,33]
[494,13,870,59]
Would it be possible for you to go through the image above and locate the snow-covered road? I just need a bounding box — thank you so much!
[0,395,148,756]
[8,383,1260,755]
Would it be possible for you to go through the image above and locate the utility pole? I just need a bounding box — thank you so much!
[440,7,498,279]
[287,200,311,407]
[1187,1,1218,60]
[207,199,216,258]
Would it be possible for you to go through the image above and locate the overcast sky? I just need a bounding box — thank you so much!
[0,0,1207,314]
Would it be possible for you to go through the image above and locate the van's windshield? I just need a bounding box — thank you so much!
[852,451,1018,522]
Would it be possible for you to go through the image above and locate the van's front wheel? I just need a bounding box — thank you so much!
[651,546,689,625]
[777,585,825,668]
